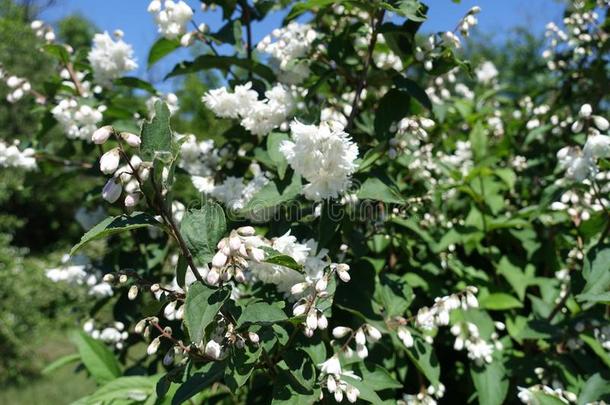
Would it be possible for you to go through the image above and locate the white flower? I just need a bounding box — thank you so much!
[149,0,193,40]
[257,22,318,84]
[583,134,610,159]
[280,120,359,201]
[0,140,37,171]
[52,99,105,141]
[475,61,498,84]
[318,355,342,376]
[88,31,137,86]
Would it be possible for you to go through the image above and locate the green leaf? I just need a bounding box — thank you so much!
[580,333,610,368]
[381,0,427,21]
[404,335,440,387]
[497,256,532,301]
[43,43,70,63]
[181,202,227,266]
[576,245,610,306]
[70,331,121,384]
[172,362,225,405]
[341,375,383,404]
[88,376,156,403]
[70,212,159,255]
[240,173,302,217]
[267,132,289,179]
[578,373,610,405]
[225,344,262,391]
[355,363,402,391]
[277,349,316,391]
[374,89,410,137]
[165,55,276,82]
[272,368,319,405]
[114,77,157,94]
[261,246,303,272]
[184,283,231,344]
[394,76,432,110]
[470,360,508,405]
[469,122,487,161]
[479,293,523,310]
[141,100,173,161]
[148,38,181,68]
[374,273,413,317]
[357,177,405,204]
[286,0,338,21]
[531,392,570,405]
[237,301,288,327]
[41,353,80,375]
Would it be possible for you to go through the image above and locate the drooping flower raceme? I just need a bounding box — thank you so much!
[257,22,318,84]
[88,31,138,86]
[280,120,359,201]
[148,0,193,40]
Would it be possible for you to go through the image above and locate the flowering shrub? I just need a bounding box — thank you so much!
[4,0,610,404]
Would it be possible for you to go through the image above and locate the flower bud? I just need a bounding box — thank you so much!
[119,274,128,283]
[356,343,368,359]
[337,270,351,283]
[102,273,115,283]
[327,375,337,393]
[134,319,147,334]
[150,283,160,293]
[100,148,121,174]
[212,251,228,268]
[128,285,139,300]
[147,337,161,355]
[365,325,382,342]
[579,103,593,118]
[163,349,174,366]
[124,193,140,208]
[206,268,220,285]
[355,329,366,345]
[204,340,222,359]
[317,314,328,330]
[92,125,113,144]
[102,179,122,203]
[237,226,255,236]
[229,234,242,251]
[291,282,309,295]
[248,332,259,344]
[315,277,328,292]
[306,310,318,330]
[293,303,307,317]
[332,326,351,338]
[120,132,141,147]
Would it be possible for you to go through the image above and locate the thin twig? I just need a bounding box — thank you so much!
[345,10,386,131]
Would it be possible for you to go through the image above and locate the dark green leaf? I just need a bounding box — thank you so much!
[470,360,508,405]
[148,38,181,68]
[181,202,227,266]
[394,76,432,110]
[184,283,231,344]
[70,212,159,255]
[237,301,288,327]
[114,77,157,94]
[357,177,405,204]
[172,362,225,405]
[165,55,276,82]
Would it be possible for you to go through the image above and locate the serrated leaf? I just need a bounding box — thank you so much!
[181,202,227,266]
[70,212,159,255]
[141,100,173,161]
[184,283,231,344]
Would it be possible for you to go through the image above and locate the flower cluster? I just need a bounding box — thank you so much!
[1,70,32,103]
[46,254,113,297]
[84,320,129,350]
[0,140,36,170]
[280,119,359,201]
[318,356,361,403]
[210,163,269,211]
[517,385,577,404]
[399,384,446,405]
[178,134,220,193]
[202,82,296,136]
[51,99,106,141]
[88,30,138,86]
[148,0,193,40]
[257,22,318,84]
[30,19,56,42]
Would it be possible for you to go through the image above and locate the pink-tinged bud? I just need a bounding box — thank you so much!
[206,269,220,285]
[317,314,328,330]
[315,278,328,292]
[147,337,160,355]
[121,132,141,147]
[102,179,122,203]
[250,247,265,262]
[124,193,140,208]
[92,125,113,144]
[237,226,255,236]
[293,303,307,317]
[212,251,227,268]
[229,234,242,251]
[100,148,121,174]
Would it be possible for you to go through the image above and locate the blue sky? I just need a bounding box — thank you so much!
[40,0,564,89]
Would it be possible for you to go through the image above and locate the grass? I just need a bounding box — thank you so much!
[0,334,96,405]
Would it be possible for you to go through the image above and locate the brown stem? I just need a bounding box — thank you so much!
[65,62,85,97]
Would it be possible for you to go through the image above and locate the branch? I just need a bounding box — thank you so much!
[345,9,385,131]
